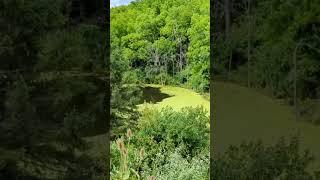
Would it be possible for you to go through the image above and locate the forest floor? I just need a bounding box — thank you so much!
[213,81,320,171]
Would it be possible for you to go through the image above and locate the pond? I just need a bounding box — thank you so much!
[138,84,210,113]
[138,83,320,170]
[213,81,320,171]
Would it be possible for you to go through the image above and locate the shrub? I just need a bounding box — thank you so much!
[111,129,151,180]
[212,136,319,180]
[122,70,139,85]
[153,148,209,180]
[135,106,209,157]
[154,73,179,85]
[298,99,320,125]
[111,107,210,179]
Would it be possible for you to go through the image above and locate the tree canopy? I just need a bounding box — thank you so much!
[111,0,210,92]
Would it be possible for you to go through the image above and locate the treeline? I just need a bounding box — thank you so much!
[111,0,210,92]
[214,0,320,122]
[0,0,107,178]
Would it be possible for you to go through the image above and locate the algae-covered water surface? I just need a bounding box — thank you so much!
[214,81,320,171]
[138,84,210,113]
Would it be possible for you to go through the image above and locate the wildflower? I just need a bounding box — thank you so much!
[127,129,133,139]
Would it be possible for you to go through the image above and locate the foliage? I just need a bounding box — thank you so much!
[111,0,210,92]
[154,148,209,180]
[111,107,210,179]
[214,0,320,113]
[136,106,209,156]
[212,136,320,180]
[0,0,107,178]
[111,130,146,180]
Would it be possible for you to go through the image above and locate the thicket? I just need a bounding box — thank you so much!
[110,107,210,180]
[212,136,320,179]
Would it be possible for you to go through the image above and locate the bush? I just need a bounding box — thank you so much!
[110,129,152,180]
[110,107,210,179]
[135,106,209,157]
[212,136,319,180]
[122,70,139,85]
[154,148,209,180]
[184,62,209,92]
[154,73,179,85]
[298,99,320,125]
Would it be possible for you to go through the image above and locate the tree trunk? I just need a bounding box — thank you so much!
[294,43,299,121]
[179,37,183,72]
[247,0,251,88]
[224,0,231,36]
[225,0,232,79]
[228,52,232,79]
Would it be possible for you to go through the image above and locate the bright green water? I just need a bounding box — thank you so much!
[214,82,320,170]
[138,84,210,113]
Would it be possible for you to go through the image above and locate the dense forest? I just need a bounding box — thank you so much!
[0,0,108,179]
[214,0,320,123]
[111,0,210,92]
